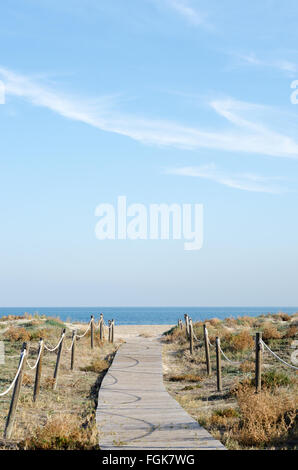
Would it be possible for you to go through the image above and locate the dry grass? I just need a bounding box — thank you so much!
[4,325,48,342]
[262,323,282,341]
[207,318,221,327]
[210,407,239,426]
[0,315,118,449]
[224,317,238,328]
[4,327,31,342]
[167,374,203,383]
[163,312,298,450]
[235,387,297,446]
[284,325,298,339]
[0,315,30,322]
[20,414,98,450]
[162,327,186,344]
[272,312,292,322]
[239,360,255,373]
[22,373,34,386]
[80,358,109,373]
[229,330,254,352]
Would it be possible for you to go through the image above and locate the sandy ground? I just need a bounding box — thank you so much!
[114,324,174,341]
[66,321,174,342]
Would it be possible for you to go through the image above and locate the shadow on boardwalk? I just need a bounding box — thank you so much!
[96,337,226,450]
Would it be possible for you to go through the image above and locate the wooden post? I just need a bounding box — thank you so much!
[108,320,111,343]
[203,324,211,376]
[184,314,189,339]
[189,319,194,355]
[70,330,76,371]
[215,337,222,392]
[179,319,183,330]
[111,319,114,344]
[90,315,94,350]
[4,342,27,439]
[99,313,103,341]
[33,339,44,403]
[53,329,65,390]
[255,332,262,393]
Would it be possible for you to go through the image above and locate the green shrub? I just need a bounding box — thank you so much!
[261,370,292,390]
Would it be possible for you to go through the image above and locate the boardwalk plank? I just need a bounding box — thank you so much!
[96,337,225,450]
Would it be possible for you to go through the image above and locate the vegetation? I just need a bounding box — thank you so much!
[20,414,98,450]
[162,312,298,450]
[0,314,117,449]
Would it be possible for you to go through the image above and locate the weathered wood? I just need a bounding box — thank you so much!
[203,324,211,376]
[255,332,262,393]
[33,339,44,402]
[99,313,103,341]
[4,342,27,439]
[189,319,194,355]
[215,337,222,392]
[97,337,226,450]
[184,314,189,339]
[70,330,76,371]
[53,329,65,390]
[91,315,94,349]
[111,319,114,344]
[108,320,111,343]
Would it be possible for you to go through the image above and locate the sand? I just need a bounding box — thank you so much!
[67,321,174,342]
[114,324,174,341]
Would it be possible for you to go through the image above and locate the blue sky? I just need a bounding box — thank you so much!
[0,0,298,306]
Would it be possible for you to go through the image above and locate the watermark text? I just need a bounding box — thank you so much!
[95,196,203,251]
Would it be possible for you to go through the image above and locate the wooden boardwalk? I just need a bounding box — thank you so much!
[96,337,225,450]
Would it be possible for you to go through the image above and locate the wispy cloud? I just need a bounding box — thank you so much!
[235,52,298,74]
[167,164,284,194]
[1,66,298,159]
[164,0,207,26]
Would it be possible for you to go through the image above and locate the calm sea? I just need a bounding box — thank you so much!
[0,307,297,325]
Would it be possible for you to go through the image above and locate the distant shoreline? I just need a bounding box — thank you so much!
[0,306,297,325]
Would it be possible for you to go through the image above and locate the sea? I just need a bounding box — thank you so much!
[0,306,297,325]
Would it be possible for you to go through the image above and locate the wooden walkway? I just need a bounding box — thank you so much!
[96,337,225,450]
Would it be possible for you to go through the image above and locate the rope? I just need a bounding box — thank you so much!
[65,334,76,352]
[261,339,298,370]
[206,326,253,364]
[193,332,200,342]
[102,319,111,329]
[76,320,92,339]
[203,326,214,347]
[219,344,241,365]
[0,350,26,396]
[26,342,43,370]
[44,333,65,352]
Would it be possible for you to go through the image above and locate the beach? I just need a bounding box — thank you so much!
[113,323,174,341]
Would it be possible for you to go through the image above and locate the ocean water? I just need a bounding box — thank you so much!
[0,306,297,325]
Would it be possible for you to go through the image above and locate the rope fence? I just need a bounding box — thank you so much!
[261,339,298,370]
[0,350,26,397]
[26,341,44,370]
[43,333,65,352]
[0,313,116,439]
[178,313,298,393]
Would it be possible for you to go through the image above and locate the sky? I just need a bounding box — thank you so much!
[0,0,298,307]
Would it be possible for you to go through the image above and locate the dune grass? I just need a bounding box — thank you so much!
[162,312,298,450]
[0,315,117,449]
